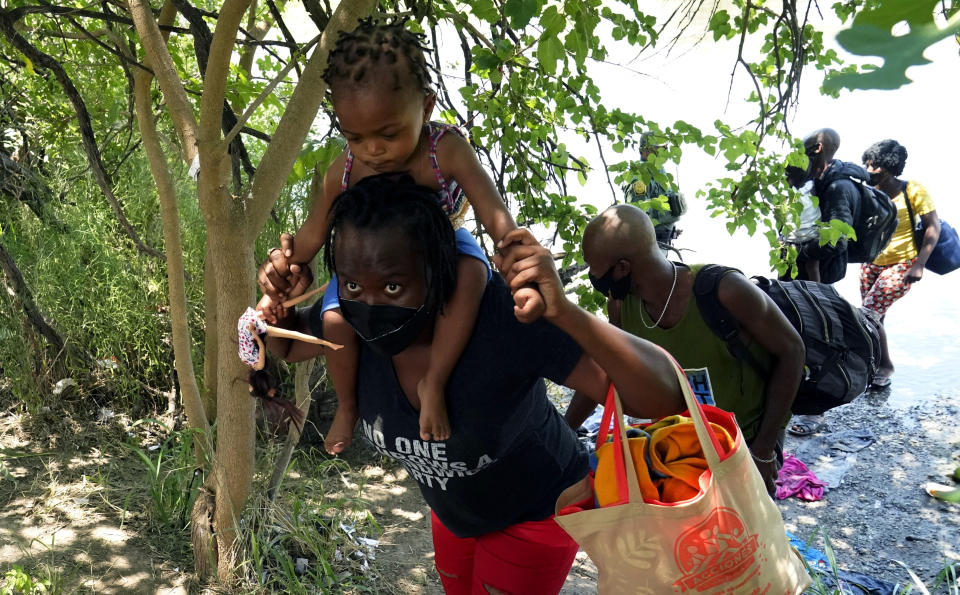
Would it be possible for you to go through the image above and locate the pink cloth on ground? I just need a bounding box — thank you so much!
[776,454,827,501]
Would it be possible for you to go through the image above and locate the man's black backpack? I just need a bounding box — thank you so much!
[693,265,881,415]
[846,180,898,263]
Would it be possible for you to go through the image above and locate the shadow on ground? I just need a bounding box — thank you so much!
[0,416,189,594]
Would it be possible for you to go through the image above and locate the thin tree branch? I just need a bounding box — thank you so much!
[264,0,302,76]
[0,8,166,260]
[0,234,90,366]
[220,34,319,149]
[593,131,618,204]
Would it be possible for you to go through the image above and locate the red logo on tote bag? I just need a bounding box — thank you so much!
[673,507,761,592]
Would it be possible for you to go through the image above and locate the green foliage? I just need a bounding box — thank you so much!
[1,564,60,595]
[0,535,65,595]
[236,453,380,592]
[817,219,857,246]
[1,13,209,409]
[125,420,203,533]
[825,0,960,92]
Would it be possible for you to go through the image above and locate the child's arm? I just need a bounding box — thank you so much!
[436,132,517,243]
[258,153,346,306]
[437,132,545,322]
[289,153,347,266]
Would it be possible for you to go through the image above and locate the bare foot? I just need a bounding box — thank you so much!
[417,379,450,441]
[325,405,358,455]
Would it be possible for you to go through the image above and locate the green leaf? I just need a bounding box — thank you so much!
[504,0,541,28]
[540,6,567,36]
[537,35,565,75]
[564,29,588,66]
[473,48,501,71]
[708,9,732,41]
[825,0,960,92]
[470,0,500,23]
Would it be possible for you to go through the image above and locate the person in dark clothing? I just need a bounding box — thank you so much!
[782,129,869,437]
[261,175,684,595]
[785,128,864,284]
[624,131,686,251]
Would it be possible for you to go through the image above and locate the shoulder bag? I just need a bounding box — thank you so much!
[903,184,960,275]
[554,360,810,594]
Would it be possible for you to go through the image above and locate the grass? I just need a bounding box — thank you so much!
[125,418,204,534]
[106,415,385,592]
[1,536,65,595]
[799,527,960,595]
[231,449,383,593]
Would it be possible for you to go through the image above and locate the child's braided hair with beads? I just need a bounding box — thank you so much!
[323,18,433,93]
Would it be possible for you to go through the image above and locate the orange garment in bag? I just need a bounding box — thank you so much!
[594,414,736,506]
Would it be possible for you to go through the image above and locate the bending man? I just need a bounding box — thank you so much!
[566,204,805,494]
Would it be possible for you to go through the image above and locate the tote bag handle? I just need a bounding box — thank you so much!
[597,350,728,505]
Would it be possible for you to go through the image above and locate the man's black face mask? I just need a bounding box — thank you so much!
[589,265,631,300]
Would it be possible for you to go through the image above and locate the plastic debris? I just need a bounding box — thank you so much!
[294,558,309,575]
[925,482,960,502]
[52,378,76,395]
[96,357,119,370]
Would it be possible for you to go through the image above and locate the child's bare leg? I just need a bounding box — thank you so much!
[323,308,359,454]
[418,256,487,441]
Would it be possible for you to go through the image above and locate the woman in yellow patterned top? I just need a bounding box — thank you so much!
[860,139,941,386]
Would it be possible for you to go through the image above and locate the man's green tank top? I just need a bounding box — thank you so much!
[621,264,773,442]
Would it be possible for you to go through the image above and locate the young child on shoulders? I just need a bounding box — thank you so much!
[258,19,543,454]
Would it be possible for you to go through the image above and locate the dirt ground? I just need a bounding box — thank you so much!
[365,383,960,593]
[1,382,958,593]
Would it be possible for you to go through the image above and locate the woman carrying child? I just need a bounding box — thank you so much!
[260,174,684,594]
[258,19,542,453]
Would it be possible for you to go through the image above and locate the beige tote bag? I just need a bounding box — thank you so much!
[555,363,810,594]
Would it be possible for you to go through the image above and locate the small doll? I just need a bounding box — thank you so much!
[237,288,341,432]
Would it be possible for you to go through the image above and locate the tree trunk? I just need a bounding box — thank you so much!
[0,237,88,368]
[131,0,377,579]
[202,252,219,421]
[132,66,213,465]
[207,224,257,580]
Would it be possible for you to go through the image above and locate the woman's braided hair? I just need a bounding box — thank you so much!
[862,139,908,177]
[323,173,458,311]
[323,18,432,93]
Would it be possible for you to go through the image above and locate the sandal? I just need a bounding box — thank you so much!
[788,416,825,437]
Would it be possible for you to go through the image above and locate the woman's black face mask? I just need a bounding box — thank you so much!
[867,170,884,186]
[589,266,631,300]
[339,298,434,357]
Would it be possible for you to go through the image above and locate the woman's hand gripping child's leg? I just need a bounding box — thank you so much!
[417,256,488,441]
[323,308,360,455]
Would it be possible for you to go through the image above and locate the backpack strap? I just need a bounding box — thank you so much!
[693,265,771,379]
[901,180,920,252]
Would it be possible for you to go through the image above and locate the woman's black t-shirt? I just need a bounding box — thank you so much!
[336,274,588,538]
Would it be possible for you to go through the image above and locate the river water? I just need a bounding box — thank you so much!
[833,269,960,409]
